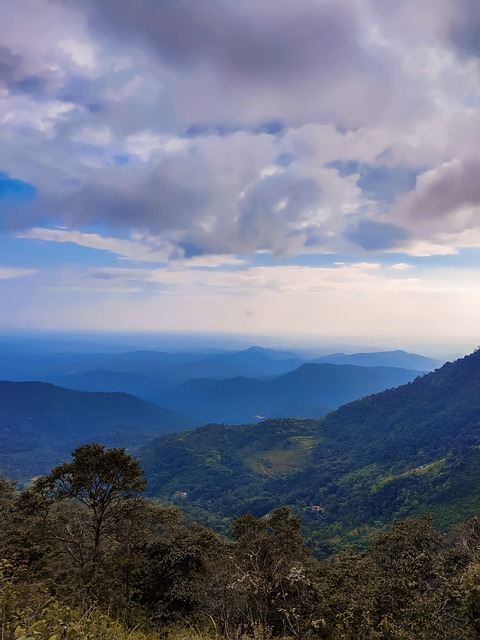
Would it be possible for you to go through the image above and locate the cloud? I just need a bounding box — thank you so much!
[3,256,480,352]
[445,0,480,57]
[78,0,360,79]
[15,226,248,267]
[32,131,354,256]
[0,44,53,98]
[0,267,36,280]
[0,46,22,89]
[390,263,414,271]
[397,158,480,235]
[53,0,413,132]
[381,98,480,252]
[0,0,479,266]
[15,227,173,262]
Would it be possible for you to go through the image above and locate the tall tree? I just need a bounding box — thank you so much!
[44,444,146,557]
[18,444,147,587]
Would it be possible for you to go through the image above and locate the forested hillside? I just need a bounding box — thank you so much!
[141,349,480,553]
[0,381,197,479]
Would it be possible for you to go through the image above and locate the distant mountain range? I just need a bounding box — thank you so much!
[140,349,480,554]
[0,381,197,480]
[0,344,442,385]
[0,344,439,424]
[312,349,442,371]
[0,343,446,483]
[0,362,423,479]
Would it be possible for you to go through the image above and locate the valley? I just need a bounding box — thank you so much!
[2,338,477,558]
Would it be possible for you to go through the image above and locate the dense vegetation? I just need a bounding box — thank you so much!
[2,444,480,639]
[141,350,480,554]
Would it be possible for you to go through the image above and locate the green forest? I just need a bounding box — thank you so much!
[2,443,480,640]
[140,350,480,556]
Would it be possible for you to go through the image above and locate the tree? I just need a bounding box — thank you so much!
[138,522,223,625]
[48,444,146,553]
[19,444,147,586]
[209,507,318,639]
[0,478,15,557]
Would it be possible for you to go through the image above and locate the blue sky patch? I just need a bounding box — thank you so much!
[345,220,410,251]
[0,173,37,202]
[357,165,421,203]
[326,160,359,177]
[327,162,422,202]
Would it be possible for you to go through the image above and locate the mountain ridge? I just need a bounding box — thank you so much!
[154,361,421,423]
[140,349,480,553]
[0,380,198,480]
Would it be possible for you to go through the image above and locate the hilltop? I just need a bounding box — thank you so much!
[154,362,420,423]
[0,381,197,480]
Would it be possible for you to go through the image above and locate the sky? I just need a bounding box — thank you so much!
[0,0,479,354]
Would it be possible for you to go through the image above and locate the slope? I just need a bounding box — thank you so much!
[155,363,420,423]
[313,349,442,371]
[140,349,480,554]
[0,381,197,480]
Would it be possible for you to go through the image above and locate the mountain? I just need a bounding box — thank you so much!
[0,350,208,386]
[186,346,303,375]
[48,369,158,399]
[0,381,197,480]
[140,349,480,554]
[313,349,442,371]
[0,344,442,426]
[154,363,421,423]
[0,344,300,382]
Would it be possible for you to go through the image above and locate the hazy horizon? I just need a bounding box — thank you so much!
[0,330,473,361]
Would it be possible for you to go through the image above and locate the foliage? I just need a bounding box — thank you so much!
[4,481,480,638]
[140,350,480,554]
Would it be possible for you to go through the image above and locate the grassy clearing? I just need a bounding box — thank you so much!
[373,458,446,490]
[242,436,318,476]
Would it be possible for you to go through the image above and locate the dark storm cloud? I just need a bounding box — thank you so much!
[446,0,480,57]
[80,0,361,85]
[50,158,214,232]
[58,74,107,112]
[56,0,389,135]
[0,46,22,88]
